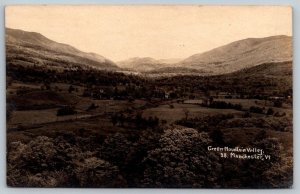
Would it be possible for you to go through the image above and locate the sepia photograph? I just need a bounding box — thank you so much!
[5,5,293,188]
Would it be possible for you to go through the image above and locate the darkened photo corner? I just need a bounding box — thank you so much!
[6,5,293,188]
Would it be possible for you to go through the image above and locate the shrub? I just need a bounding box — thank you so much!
[210,128,225,146]
[87,103,98,111]
[208,101,243,111]
[243,111,252,118]
[273,100,283,108]
[249,106,264,114]
[57,106,77,116]
[267,108,274,115]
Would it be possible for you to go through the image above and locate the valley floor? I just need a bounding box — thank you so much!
[6,80,293,188]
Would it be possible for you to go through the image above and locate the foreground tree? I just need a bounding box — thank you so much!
[7,135,126,187]
[142,127,222,187]
[74,157,126,187]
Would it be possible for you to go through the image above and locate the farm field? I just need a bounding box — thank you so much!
[143,103,243,123]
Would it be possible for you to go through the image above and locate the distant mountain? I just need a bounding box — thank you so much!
[117,57,158,72]
[146,67,210,75]
[156,58,182,64]
[7,29,292,76]
[117,57,182,72]
[6,28,118,70]
[178,35,292,75]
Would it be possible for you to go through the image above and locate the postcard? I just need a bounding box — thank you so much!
[6,5,293,188]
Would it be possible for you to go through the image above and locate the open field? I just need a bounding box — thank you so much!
[143,103,243,123]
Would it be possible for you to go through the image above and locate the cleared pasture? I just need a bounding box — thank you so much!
[142,103,243,123]
[8,108,94,127]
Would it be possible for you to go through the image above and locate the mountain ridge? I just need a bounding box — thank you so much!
[6,28,292,76]
[117,57,180,72]
[178,35,292,74]
[6,28,118,70]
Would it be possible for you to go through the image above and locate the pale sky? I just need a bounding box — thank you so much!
[5,5,292,61]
